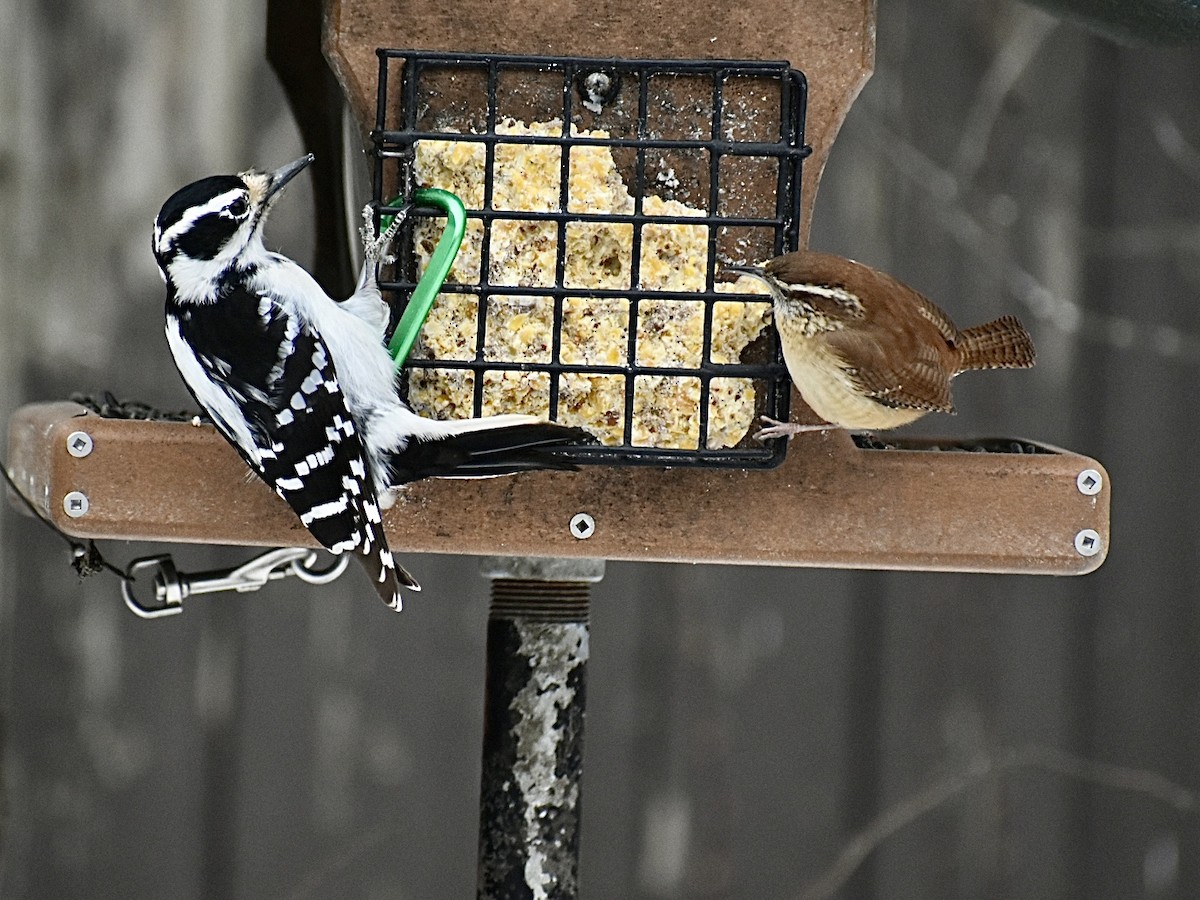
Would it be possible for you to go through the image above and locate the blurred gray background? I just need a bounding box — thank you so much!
[3,1,1200,898]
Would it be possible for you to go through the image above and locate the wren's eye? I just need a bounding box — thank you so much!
[228,197,249,218]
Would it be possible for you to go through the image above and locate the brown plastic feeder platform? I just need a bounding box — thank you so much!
[7,401,1107,574]
[3,0,1109,575]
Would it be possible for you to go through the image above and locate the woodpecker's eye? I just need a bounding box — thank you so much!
[228,198,249,218]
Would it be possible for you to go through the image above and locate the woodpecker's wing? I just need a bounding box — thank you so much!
[165,286,414,609]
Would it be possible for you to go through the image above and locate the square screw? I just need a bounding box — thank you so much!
[63,491,90,518]
[67,431,94,458]
[1076,469,1102,496]
[570,513,596,540]
[1074,529,1101,557]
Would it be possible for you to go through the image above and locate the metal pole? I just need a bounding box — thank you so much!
[476,557,605,900]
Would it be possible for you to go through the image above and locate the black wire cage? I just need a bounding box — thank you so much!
[372,49,810,468]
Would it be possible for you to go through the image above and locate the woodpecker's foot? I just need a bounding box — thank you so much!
[360,204,406,267]
[753,415,839,441]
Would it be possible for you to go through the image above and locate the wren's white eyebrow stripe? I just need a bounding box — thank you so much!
[787,283,862,307]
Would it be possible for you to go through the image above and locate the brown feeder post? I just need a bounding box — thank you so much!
[2,0,1114,897]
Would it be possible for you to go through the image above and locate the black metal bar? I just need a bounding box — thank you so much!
[401,356,787,379]
[374,130,813,157]
[477,558,603,900]
[378,48,798,75]
[372,205,790,229]
[549,68,573,423]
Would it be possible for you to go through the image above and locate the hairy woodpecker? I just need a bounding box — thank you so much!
[152,154,589,611]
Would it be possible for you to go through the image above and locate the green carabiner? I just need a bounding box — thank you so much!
[382,187,466,369]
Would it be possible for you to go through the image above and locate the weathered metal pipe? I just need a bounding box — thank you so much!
[477,557,604,900]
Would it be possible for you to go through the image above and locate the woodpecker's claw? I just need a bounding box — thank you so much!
[360,204,406,267]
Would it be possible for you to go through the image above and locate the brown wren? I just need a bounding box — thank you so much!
[725,251,1036,438]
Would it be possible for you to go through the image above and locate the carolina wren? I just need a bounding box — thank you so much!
[726,251,1036,437]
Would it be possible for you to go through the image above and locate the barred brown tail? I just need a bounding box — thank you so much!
[957,315,1036,371]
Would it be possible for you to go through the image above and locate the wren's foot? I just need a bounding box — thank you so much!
[753,415,840,442]
[359,204,406,267]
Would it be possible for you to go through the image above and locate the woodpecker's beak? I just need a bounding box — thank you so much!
[265,153,315,202]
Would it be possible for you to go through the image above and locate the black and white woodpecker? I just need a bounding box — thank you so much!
[152,154,588,612]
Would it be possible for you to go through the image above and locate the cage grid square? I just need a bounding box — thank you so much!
[372,49,810,467]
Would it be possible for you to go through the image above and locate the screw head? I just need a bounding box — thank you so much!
[1076,468,1102,496]
[570,512,596,540]
[1074,528,1101,557]
[577,69,621,112]
[66,431,93,458]
[63,491,90,518]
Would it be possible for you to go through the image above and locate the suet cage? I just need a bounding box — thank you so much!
[372,50,809,467]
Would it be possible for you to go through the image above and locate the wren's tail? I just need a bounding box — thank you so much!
[956,315,1036,371]
[387,421,592,485]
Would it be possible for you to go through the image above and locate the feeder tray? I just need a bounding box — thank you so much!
[6,401,1108,574]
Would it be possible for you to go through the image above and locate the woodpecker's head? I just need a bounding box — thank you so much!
[153,154,313,298]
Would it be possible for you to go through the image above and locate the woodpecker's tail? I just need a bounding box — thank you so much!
[956,316,1036,371]
[386,420,592,485]
[353,543,421,612]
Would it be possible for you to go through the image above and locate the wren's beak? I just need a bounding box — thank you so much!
[265,153,315,202]
[721,263,768,283]
[720,264,768,278]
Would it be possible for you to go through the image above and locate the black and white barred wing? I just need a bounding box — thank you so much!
[166,287,415,610]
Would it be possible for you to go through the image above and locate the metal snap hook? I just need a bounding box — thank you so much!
[121,555,186,619]
[119,547,351,618]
